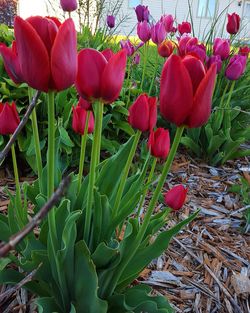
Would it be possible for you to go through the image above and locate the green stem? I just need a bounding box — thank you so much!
[140,43,148,90]
[84,102,103,243]
[11,142,22,212]
[220,81,230,108]
[137,157,157,218]
[103,126,184,297]
[148,49,159,95]
[47,91,55,198]
[78,111,90,193]
[28,88,43,190]
[223,81,236,131]
[112,130,141,218]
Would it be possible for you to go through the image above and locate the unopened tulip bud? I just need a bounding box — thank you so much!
[158,40,174,58]
[226,13,240,35]
[178,21,191,35]
[0,102,20,135]
[135,5,150,22]
[151,21,166,45]
[164,185,188,211]
[107,15,115,28]
[213,38,230,60]
[72,105,94,135]
[225,55,247,80]
[60,0,77,12]
[148,128,170,159]
[137,21,151,43]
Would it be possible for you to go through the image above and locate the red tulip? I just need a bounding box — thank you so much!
[128,94,157,132]
[76,48,127,103]
[177,22,191,35]
[72,105,95,135]
[160,54,217,128]
[14,16,77,92]
[46,16,62,28]
[78,97,92,110]
[0,41,23,84]
[239,46,250,57]
[101,48,115,61]
[158,40,174,58]
[164,185,188,211]
[0,102,20,135]
[148,128,170,159]
[226,13,240,35]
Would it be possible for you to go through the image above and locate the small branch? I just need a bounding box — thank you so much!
[0,90,41,164]
[0,175,71,258]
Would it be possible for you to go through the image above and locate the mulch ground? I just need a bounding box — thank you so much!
[0,153,250,312]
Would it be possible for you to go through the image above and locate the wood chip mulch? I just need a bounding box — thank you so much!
[0,154,250,312]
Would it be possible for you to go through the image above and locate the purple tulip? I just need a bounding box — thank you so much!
[225,55,247,80]
[107,15,115,28]
[160,14,174,33]
[120,40,135,56]
[207,55,222,73]
[151,21,166,45]
[60,0,77,12]
[213,38,230,60]
[133,53,140,65]
[135,5,150,22]
[137,21,151,43]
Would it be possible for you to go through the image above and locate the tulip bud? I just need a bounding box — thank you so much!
[239,46,250,57]
[158,40,174,58]
[213,38,230,60]
[164,185,188,211]
[225,55,247,80]
[133,53,140,65]
[78,97,92,110]
[151,21,166,45]
[226,13,240,35]
[107,15,115,28]
[0,102,20,135]
[135,5,150,22]
[128,94,157,132]
[137,21,151,43]
[160,14,174,33]
[101,48,115,61]
[72,105,94,135]
[177,21,191,35]
[207,55,222,73]
[60,0,77,12]
[148,128,170,159]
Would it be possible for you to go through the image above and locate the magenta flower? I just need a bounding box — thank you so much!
[137,21,151,43]
[135,5,150,22]
[60,0,77,12]
[151,21,166,45]
[207,55,222,73]
[225,55,247,80]
[107,15,115,28]
[160,14,174,33]
[178,21,191,35]
[213,38,230,60]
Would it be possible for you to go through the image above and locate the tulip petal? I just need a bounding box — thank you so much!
[0,102,20,135]
[14,16,50,92]
[128,94,150,131]
[187,63,217,128]
[101,49,127,103]
[76,48,107,100]
[160,54,193,126]
[51,18,77,91]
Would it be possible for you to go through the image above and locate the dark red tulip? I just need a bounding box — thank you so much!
[160,54,217,128]
[14,16,77,92]
[128,94,157,132]
[164,185,188,211]
[239,46,250,57]
[78,97,92,110]
[60,0,77,12]
[76,48,127,103]
[0,102,20,135]
[158,40,174,58]
[148,128,170,159]
[177,22,191,35]
[72,104,94,135]
[226,13,240,35]
[225,55,247,80]
[0,41,23,84]
[101,48,115,61]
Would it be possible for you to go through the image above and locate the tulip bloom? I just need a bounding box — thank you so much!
[161,14,174,33]
[148,128,170,159]
[164,185,188,211]
[239,46,250,57]
[72,105,94,135]
[60,0,77,12]
[0,102,20,135]
[107,15,115,28]
[160,54,217,128]
[178,21,191,35]
[178,36,206,62]
[120,40,135,56]
[137,21,151,43]
[0,41,23,84]
[225,55,247,80]
[226,13,240,35]
[13,16,77,92]
[76,48,127,103]
[151,21,166,45]
[158,40,174,58]
[128,94,157,132]
[101,48,115,61]
[135,5,150,22]
[207,55,222,74]
[213,38,230,60]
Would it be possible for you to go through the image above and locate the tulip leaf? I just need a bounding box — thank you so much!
[36,297,61,313]
[59,126,74,147]
[92,241,120,269]
[181,136,201,156]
